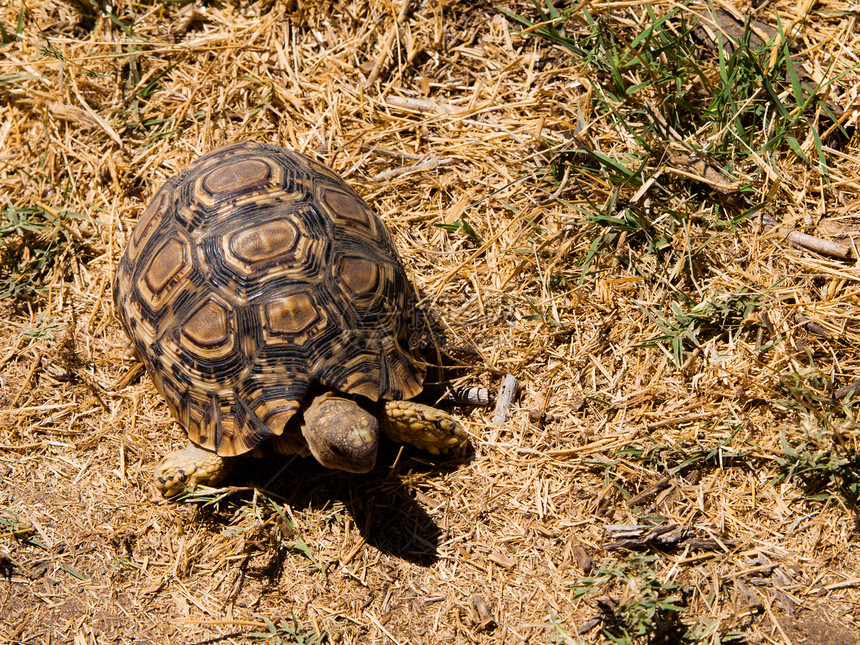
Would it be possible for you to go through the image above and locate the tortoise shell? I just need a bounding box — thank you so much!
[113,142,425,457]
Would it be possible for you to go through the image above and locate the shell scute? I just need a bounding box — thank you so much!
[201,158,272,198]
[264,291,321,336]
[229,218,300,265]
[141,237,191,305]
[182,298,231,347]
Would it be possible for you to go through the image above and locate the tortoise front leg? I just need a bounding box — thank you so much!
[154,444,232,497]
[380,400,467,455]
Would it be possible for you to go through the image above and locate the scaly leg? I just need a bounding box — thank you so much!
[380,400,467,455]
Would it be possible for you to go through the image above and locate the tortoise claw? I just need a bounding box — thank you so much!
[154,445,230,498]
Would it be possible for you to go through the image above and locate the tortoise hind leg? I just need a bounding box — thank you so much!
[381,400,467,455]
[154,444,232,497]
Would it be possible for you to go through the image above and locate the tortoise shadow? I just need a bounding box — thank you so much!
[228,442,471,566]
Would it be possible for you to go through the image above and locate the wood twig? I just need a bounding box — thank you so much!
[603,523,735,551]
[760,213,853,260]
[625,475,672,507]
[365,0,412,88]
[491,374,519,426]
[372,154,453,182]
[835,380,860,400]
[472,595,495,630]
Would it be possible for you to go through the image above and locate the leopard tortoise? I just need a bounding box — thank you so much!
[113,142,466,497]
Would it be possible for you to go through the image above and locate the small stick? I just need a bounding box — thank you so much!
[11,351,42,407]
[793,313,833,340]
[114,361,146,391]
[384,95,454,115]
[491,374,519,426]
[578,617,602,635]
[626,475,672,507]
[340,536,367,567]
[365,611,405,645]
[733,577,764,611]
[472,595,495,630]
[372,154,453,182]
[365,0,412,88]
[645,412,712,430]
[0,335,24,369]
[569,540,594,573]
[760,213,853,259]
[835,380,860,400]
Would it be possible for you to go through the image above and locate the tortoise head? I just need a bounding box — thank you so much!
[301,394,378,473]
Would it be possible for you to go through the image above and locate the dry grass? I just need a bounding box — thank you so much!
[2,0,860,643]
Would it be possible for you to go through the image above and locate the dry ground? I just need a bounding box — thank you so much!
[2,0,860,643]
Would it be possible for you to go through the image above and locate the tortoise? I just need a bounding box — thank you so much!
[113,142,466,497]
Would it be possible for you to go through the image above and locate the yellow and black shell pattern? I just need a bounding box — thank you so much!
[113,142,425,457]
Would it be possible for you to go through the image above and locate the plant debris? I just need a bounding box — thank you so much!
[2,0,860,643]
